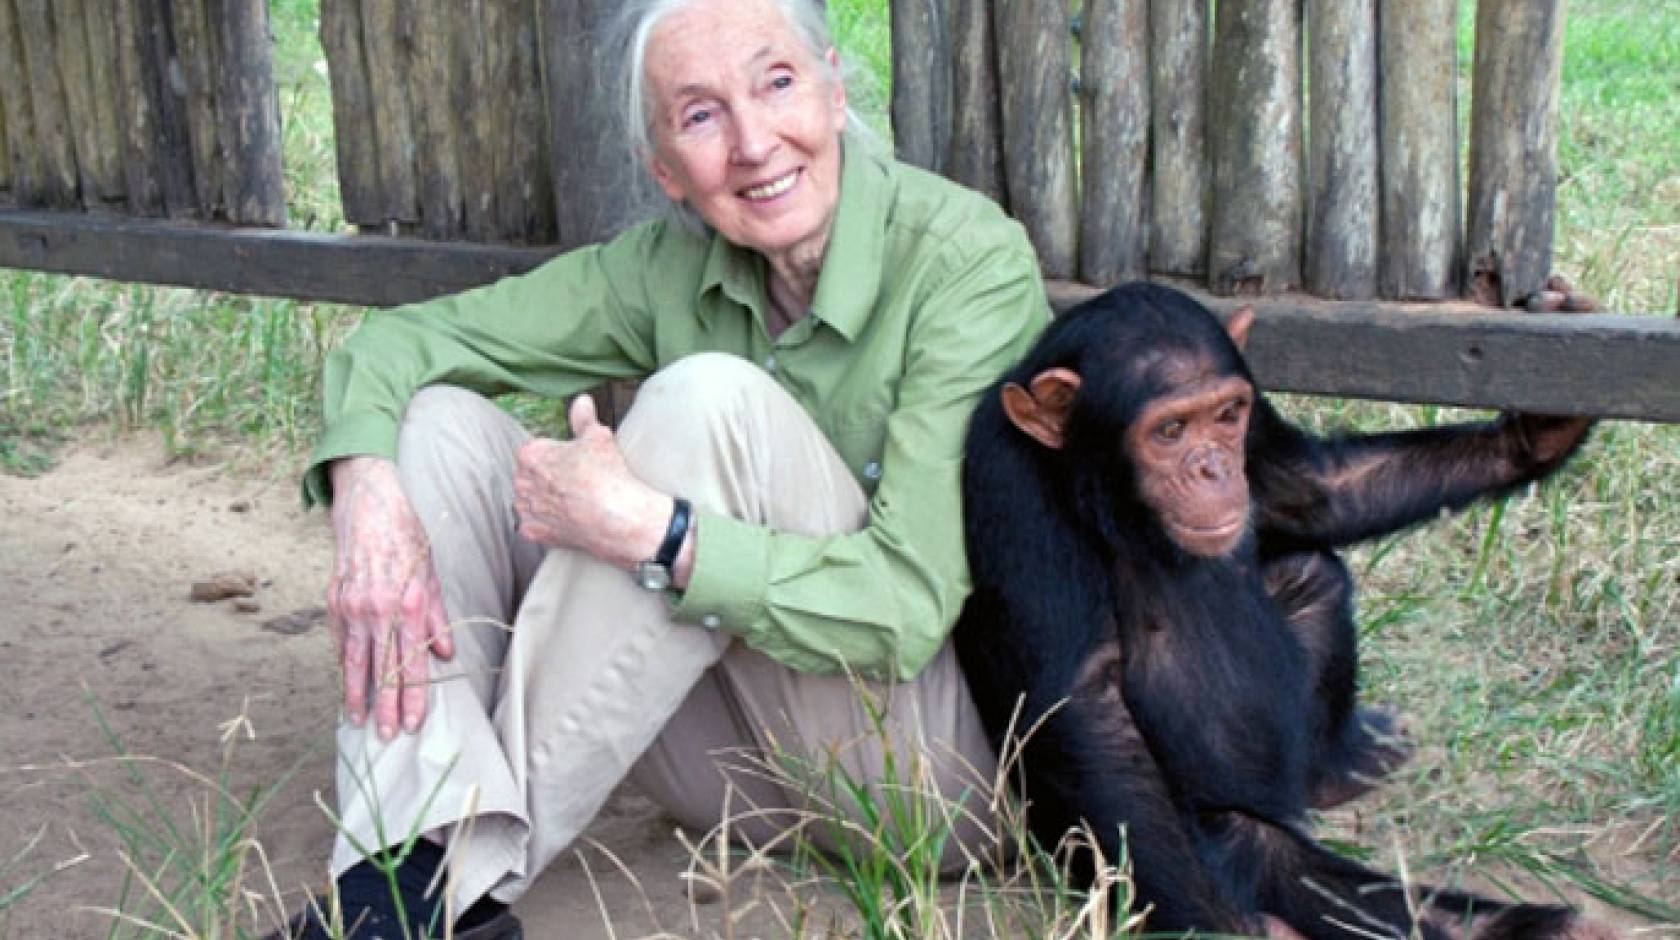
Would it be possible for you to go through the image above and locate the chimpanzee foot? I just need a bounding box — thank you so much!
[1310,706,1413,810]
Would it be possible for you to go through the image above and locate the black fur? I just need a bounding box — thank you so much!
[954,283,1589,938]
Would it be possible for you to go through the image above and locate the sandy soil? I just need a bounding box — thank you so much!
[0,440,718,940]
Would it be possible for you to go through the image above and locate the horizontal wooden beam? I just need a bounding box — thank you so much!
[1,210,1676,422]
[1047,280,1680,422]
[0,209,557,307]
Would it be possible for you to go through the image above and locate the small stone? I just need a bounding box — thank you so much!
[233,598,262,614]
[261,606,329,636]
[229,499,252,513]
[190,571,257,602]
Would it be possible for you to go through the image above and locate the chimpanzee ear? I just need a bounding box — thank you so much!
[1001,368,1083,450]
[1224,305,1256,351]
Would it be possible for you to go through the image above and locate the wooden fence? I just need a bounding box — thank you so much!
[1,0,1677,422]
[0,0,285,225]
[892,0,1568,308]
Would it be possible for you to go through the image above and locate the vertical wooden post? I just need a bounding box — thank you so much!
[52,0,118,207]
[361,0,421,228]
[13,0,81,208]
[0,85,10,202]
[1079,0,1149,286]
[142,0,203,218]
[946,0,1005,204]
[320,0,383,227]
[1305,0,1379,299]
[212,0,287,225]
[497,0,553,243]
[80,0,129,206]
[113,0,164,215]
[1466,0,1567,307]
[1148,0,1209,277]
[408,0,466,239]
[538,0,643,249]
[453,0,500,241]
[993,0,1079,279]
[0,0,44,206]
[1378,0,1461,300]
[1209,0,1303,295]
[890,0,951,173]
[171,0,225,217]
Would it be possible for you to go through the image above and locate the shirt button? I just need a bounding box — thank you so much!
[701,614,721,629]
[763,355,777,372]
[863,461,882,481]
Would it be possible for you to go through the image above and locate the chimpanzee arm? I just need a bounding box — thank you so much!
[1249,399,1590,551]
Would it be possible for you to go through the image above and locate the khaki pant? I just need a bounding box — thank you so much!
[328,353,996,911]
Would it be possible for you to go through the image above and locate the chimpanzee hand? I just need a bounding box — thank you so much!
[1504,413,1595,468]
[512,395,682,577]
[327,456,454,741]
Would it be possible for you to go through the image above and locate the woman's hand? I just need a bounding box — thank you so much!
[513,395,676,573]
[327,456,454,740]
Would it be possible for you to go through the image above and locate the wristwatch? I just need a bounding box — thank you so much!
[635,497,692,591]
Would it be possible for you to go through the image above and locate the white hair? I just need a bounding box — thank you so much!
[610,0,873,232]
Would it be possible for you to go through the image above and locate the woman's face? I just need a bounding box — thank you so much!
[643,0,847,261]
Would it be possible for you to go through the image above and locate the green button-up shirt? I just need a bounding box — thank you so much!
[304,145,1050,680]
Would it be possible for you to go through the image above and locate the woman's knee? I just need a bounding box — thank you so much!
[396,386,531,503]
[615,354,789,473]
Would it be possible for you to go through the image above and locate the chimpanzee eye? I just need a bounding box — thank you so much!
[1156,419,1186,442]
[1218,399,1249,424]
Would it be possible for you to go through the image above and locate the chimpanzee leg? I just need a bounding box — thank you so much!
[1263,550,1410,808]
[1204,813,1575,940]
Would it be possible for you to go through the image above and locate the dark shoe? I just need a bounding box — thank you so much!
[265,905,522,939]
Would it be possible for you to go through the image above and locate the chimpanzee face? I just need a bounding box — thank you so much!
[1124,373,1253,558]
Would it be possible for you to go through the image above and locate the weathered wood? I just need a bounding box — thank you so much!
[170,0,224,217]
[0,0,44,207]
[320,0,383,226]
[51,0,116,206]
[498,0,554,243]
[539,0,643,248]
[360,0,420,227]
[7,208,1675,422]
[112,0,164,215]
[1078,0,1149,285]
[78,0,128,205]
[14,0,81,208]
[1208,0,1303,295]
[140,0,201,217]
[453,0,499,240]
[993,0,1078,278]
[1305,0,1379,299]
[1148,0,1209,277]
[0,83,10,202]
[406,0,465,239]
[1466,0,1567,308]
[0,209,556,307]
[1378,0,1461,300]
[890,0,952,173]
[945,0,1005,204]
[1044,278,1680,422]
[214,0,288,225]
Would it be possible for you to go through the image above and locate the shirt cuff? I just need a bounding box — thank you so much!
[299,411,404,507]
[671,510,771,636]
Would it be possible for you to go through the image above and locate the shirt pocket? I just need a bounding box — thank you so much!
[828,408,890,495]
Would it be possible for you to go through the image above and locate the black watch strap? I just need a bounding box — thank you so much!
[656,497,693,569]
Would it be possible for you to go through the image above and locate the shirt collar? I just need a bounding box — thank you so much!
[694,141,890,342]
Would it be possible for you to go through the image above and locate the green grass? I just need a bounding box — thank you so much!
[1,0,1677,934]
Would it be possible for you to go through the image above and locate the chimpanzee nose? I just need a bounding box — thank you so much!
[1189,446,1230,481]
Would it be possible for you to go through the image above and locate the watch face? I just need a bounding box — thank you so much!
[636,561,671,592]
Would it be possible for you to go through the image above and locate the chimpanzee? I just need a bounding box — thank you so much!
[954,283,1607,939]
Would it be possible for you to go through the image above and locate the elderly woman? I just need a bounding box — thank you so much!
[279,0,1048,936]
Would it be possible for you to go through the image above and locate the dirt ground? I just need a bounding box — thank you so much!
[0,440,721,939]
[2,440,1669,940]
